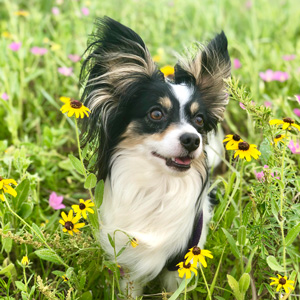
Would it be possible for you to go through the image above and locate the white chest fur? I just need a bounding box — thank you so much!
[98,147,208,282]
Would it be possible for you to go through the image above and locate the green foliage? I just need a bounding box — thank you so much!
[1,0,300,299]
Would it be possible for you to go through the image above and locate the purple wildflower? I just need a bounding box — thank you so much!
[288,140,300,154]
[1,93,9,101]
[58,67,73,76]
[282,55,296,61]
[295,95,300,104]
[9,42,21,51]
[233,58,241,69]
[272,71,289,82]
[264,101,272,107]
[81,7,90,16]
[31,47,48,56]
[254,170,265,182]
[49,192,65,210]
[294,108,300,117]
[52,7,60,15]
[239,102,246,110]
[68,54,81,62]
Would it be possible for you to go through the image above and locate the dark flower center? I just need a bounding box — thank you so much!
[238,142,250,151]
[79,203,86,210]
[64,221,74,231]
[275,134,282,139]
[192,246,201,255]
[70,100,83,109]
[279,277,286,285]
[283,117,294,124]
[183,261,191,269]
[233,134,241,141]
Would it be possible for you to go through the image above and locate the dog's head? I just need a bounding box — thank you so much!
[80,17,231,180]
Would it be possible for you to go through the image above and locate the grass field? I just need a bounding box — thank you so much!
[1,0,300,299]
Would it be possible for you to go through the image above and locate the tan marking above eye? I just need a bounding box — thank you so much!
[158,96,172,110]
[190,102,200,115]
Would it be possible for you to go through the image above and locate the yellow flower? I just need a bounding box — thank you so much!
[153,55,161,63]
[21,256,29,266]
[72,199,95,219]
[59,210,85,236]
[270,274,294,294]
[269,118,300,131]
[176,261,198,279]
[14,11,29,17]
[233,142,261,162]
[130,238,138,248]
[60,97,91,119]
[2,31,13,39]
[274,134,286,146]
[43,37,50,44]
[184,246,213,268]
[0,177,17,201]
[51,43,61,51]
[223,134,243,150]
[160,65,175,78]
[62,275,69,282]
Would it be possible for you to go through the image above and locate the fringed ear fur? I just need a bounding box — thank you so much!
[80,17,162,180]
[174,32,231,123]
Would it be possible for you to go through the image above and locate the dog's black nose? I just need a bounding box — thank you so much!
[180,133,200,152]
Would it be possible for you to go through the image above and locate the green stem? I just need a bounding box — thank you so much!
[4,196,68,268]
[200,265,212,300]
[184,277,187,300]
[239,159,245,274]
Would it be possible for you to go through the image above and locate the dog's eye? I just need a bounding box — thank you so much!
[194,115,204,127]
[149,109,163,121]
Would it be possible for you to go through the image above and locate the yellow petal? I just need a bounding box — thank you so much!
[59,219,65,226]
[0,193,5,201]
[282,122,290,130]
[276,284,282,292]
[283,284,289,294]
[67,109,75,117]
[68,230,73,236]
[72,205,80,213]
[4,185,17,197]
[62,228,67,232]
[292,123,300,131]
[74,223,85,229]
[67,210,73,221]
[86,208,95,214]
[61,211,68,222]
[201,249,213,258]
[72,214,81,224]
[4,179,17,186]
[82,210,87,219]
[199,255,207,268]
[269,119,284,125]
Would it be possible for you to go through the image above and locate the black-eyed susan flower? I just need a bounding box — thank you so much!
[0,177,17,201]
[274,134,286,146]
[223,134,243,150]
[233,142,261,162]
[269,117,300,131]
[60,97,90,118]
[59,210,85,236]
[72,199,95,219]
[21,256,29,266]
[176,261,198,279]
[62,275,69,282]
[160,65,174,78]
[184,246,213,268]
[270,274,294,293]
[130,238,138,248]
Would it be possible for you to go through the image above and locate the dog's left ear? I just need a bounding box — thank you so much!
[174,32,231,123]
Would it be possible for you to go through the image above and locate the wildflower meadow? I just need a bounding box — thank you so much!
[1,0,300,299]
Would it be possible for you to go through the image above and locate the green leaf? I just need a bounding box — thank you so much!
[31,223,45,243]
[0,263,15,278]
[245,246,258,273]
[18,203,33,219]
[78,291,93,300]
[88,211,99,230]
[259,138,273,165]
[2,223,12,254]
[35,249,63,264]
[13,179,30,210]
[117,246,127,257]
[237,226,246,246]
[15,281,26,291]
[52,270,65,277]
[68,154,85,175]
[108,234,115,248]
[94,180,104,208]
[227,275,243,300]
[84,173,97,189]
[266,255,285,272]
[45,210,60,230]
[285,223,300,247]
[222,228,239,259]
[239,273,250,294]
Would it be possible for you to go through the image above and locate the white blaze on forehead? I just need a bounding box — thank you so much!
[169,83,194,121]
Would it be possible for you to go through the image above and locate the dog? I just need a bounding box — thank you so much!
[80,17,231,297]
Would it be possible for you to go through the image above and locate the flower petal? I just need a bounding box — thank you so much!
[61,211,68,222]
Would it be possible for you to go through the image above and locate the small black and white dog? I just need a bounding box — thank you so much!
[80,17,230,297]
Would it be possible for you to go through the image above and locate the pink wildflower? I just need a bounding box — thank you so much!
[295,95,300,104]
[254,170,265,182]
[58,67,73,76]
[1,93,9,101]
[239,102,246,110]
[282,55,296,61]
[31,47,48,56]
[288,140,300,154]
[245,1,252,8]
[264,101,272,107]
[52,7,60,15]
[49,192,65,210]
[259,69,274,82]
[294,108,300,117]
[68,54,81,62]
[272,71,289,82]
[233,58,241,69]
[81,7,90,16]
[9,42,21,51]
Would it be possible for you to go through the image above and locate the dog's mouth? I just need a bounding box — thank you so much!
[152,152,192,171]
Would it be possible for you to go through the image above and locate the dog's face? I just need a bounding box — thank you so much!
[80,17,231,179]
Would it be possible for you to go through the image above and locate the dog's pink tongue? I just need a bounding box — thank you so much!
[175,157,191,165]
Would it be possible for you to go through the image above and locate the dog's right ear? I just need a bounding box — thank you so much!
[80,17,163,179]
